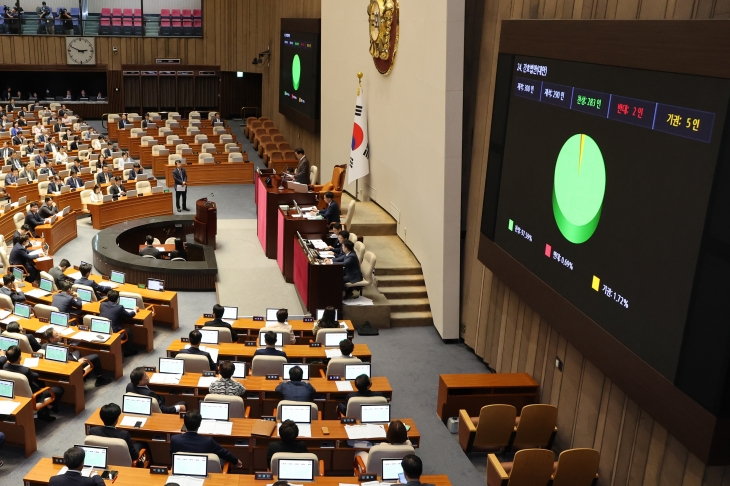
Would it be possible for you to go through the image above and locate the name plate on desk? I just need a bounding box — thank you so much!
[328,375,341,381]
[261,416,276,422]
[150,466,169,475]
[253,316,264,321]
[180,337,189,343]
[266,374,279,380]
[52,456,65,465]
[255,473,273,480]
[78,325,89,331]
[101,275,110,280]
[340,417,356,424]
[303,317,314,322]
[32,353,43,358]
[38,317,49,323]
[309,342,321,347]
[144,366,156,373]
[203,313,213,318]
[202,371,215,377]
[245,341,256,346]
[359,474,377,482]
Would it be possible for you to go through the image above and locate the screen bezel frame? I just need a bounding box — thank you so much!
[122,394,153,416]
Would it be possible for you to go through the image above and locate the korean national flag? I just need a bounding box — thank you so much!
[348,87,369,184]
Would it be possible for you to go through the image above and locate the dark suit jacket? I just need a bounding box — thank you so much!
[48,471,105,486]
[69,142,79,151]
[109,184,126,198]
[170,431,239,464]
[68,177,84,189]
[125,383,177,414]
[294,156,310,184]
[99,301,136,333]
[342,251,363,284]
[172,167,187,186]
[12,230,24,245]
[9,242,35,270]
[253,347,287,358]
[318,200,341,224]
[48,266,66,287]
[47,182,62,193]
[118,120,126,129]
[95,172,112,185]
[24,211,44,235]
[177,346,215,371]
[3,361,42,393]
[38,204,57,219]
[204,318,239,342]
[51,292,82,313]
[139,245,160,258]
[267,440,308,468]
[76,277,110,300]
[88,425,137,459]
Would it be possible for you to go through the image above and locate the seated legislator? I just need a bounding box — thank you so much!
[254,331,287,358]
[55,147,69,165]
[76,263,111,300]
[0,274,26,304]
[47,175,64,193]
[25,202,45,237]
[49,447,105,486]
[174,238,188,260]
[335,338,358,361]
[208,360,245,397]
[341,240,363,298]
[337,374,384,414]
[48,259,71,288]
[330,233,350,263]
[211,112,223,124]
[3,345,64,421]
[314,191,341,225]
[204,304,238,341]
[109,176,126,199]
[126,367,186,414]
[266,419,308,468]
[19,162,37,182]
[170,409,243,468]
[401,454,436,486]
[313,306,340,338]
[263,309,296,344]
[127,162,146,181]
[118,114,128,129]
[39,196,59,219]
[43,328,111,387]
[10,235,39,282]
[139,235,160,258]
[4,167,19,186]
[275,365,316,402]
[12,224,31,245]
[89,185,103,203]
[89,403,146,459]
[99,290,138,357]
[95,165,112,185]
[177,330,216,371]
[6,321,41,352]
[51,281,83,314]
[69,158,82,175]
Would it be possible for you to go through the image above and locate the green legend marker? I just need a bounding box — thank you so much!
[508,219,514,231]
[292,54,301,91]
[552,134,606,244]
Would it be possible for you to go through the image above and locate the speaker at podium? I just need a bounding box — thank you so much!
[194,197,217,246]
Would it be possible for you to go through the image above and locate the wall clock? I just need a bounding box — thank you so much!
[367,0,399,75]
[66,37,96,65]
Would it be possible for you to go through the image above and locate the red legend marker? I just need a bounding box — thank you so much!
[545,244,552,257]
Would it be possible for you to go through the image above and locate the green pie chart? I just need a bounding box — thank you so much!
[292,54,301,91]
[552,134,606,244]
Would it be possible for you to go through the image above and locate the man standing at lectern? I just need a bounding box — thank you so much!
[173,159,189,212]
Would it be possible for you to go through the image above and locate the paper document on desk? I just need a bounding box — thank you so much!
[150,373,181,385]
[155,246,166,251]
[166,476,203,486]
[344,424,387,440]
[309,239,328,249]
[67,271,82,280]
[35,256,52,262]
[0,310,11,320]
[335,381,353,392]
[36,324,70,334]
[197,376,216,387]
[120,415,147,427]
[57,466,97,477]
[60,327,75,336]
[28,250,44,258]
[300,206,317,212]
[198,419,233,436]
[25,288,51,298]
[198,346,219,363]
[343,296,374,306]
[73,331,109,343]
[23,358,39,367]
[103,282,120,289]
[325,349,342,359]
[318,251,335,258]
[277,422,311,438]
[0,400,20,414]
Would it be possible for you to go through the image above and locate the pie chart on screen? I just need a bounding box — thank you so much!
[552,134,606,244]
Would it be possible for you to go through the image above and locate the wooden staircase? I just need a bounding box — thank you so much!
[376,267,434,327]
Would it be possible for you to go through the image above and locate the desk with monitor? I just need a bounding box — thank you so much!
[193,314,355,343]
[0,395,36,457]
[34,211,78,255]
[87,191,173,230]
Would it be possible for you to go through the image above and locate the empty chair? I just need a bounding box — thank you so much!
[251,356,287,376]
[344,396,388,421]
[136,181,152,195]
[228,153,244,163]
[219,134,233,144]
[551,448,600,486]
[244,120,261,138]
[177,354,210,373]
[198,153,214,164]
[153,145,169,157]
[313,165,347,209]
[276,401,319,421]
[186,127,200,136]
[345,251,377,298]
[13,213,24,230]
[204,327,232,343]
[342,200,356,230]
[277,141,291,151]
[0,293,13,311]
[194,134,208,144]
[158,127,172,137]
[204,394,248,418]
[168,112,181,120]
[168,154,182,165]
[354,241,365,264]
[189,111,201,119]
[165,119,180,128]
[166,135,181,145]
[176,143,190,155]
[224,143,239,153]
[80,189,93,212]
[34,303,60,320]
[458,404,517,453]
[310,165,318,185]
[38,181,50,196]
[200,142,216,154]
[271,453,322,476]
[511,404,558,450]
[2,330,34,353]
[257,135,272,156]
[141,136,156,147]
[487,449,555,486]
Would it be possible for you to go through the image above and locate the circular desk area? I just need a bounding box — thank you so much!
[91,215,218,290]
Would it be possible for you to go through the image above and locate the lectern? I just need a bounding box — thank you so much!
[194,198,217,246]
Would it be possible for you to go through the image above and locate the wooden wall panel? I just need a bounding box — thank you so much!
[461,0,730,481]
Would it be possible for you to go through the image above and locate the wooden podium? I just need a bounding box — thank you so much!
[194,198,217,246]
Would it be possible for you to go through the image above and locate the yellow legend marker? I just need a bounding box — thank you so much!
[592,276,600,291]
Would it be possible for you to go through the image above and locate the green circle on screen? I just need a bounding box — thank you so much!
[552,134,606,244]
[292,54,301,91]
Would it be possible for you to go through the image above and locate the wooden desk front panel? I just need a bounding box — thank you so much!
[35,212,78,255]
[0,396,36,457]
[166,341,372,363]
[52,190,85,213]
[193,316,355,342]
[87,191,173,229]
[0,205,32,244]
[6,183,41,202]
[163,162,254,186]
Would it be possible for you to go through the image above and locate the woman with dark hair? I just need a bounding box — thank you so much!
[174,238,187,260]
[313,306,339,338]
[355,420,413,470]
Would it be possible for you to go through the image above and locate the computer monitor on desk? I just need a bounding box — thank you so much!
[159,358,184,375]
[172,453,208,478]
[283,364,310,380]
[0,336,19,351]
[199,329,219,345]
[50,312,69,327]
[122,395,152,416]
[222,306,238,321]
[259,331,283,347]
[280,404,312,424]
[199,401,229,421]
[278,458,315,482]
[231,361,247,378]
[324,331,348,347]
[75,445,108,469]
[0,379,14,399]
[361,404,390,424]
[345,363,371,380]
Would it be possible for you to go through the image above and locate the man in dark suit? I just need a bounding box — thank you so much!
[7,155,23,171]
[89,403,145,459]
[47,175,63,193]
[24,202,45,237]
[12,224,31,245]
[293,148,310,184]
[170,410,243,468]
[19,162,37,182]
[69,136,80,151]
[253,331,287,358]
[0,141,12,160]
[341,240,363,298]
[69,158,82,175]
[316,191,341,225]
[39,196,58,219]
[67,174,85,190]
[172,159,189,212]
[99,290,138,356]
[266,420,308,468]
[139,235,160,258]
[275,366,316,402]
[3,345,64,421]
[95,165,112,185]
[211,112,223,124]
[401,455,436,486]
[126,367,186,414]
[337,374,384,414]
[118,114,128,129]
[34,152,50,168]
[49,447,105,486]
[204,304,239,341]
[109,176,126,198]
[0,274,26,304]
[141,113,150,129]
[48,259,70,288]
[10,235,39,282]
[51,280,83,314]
[4,167,18,187]
[76,263,110,300]
[177,330,215,371]
[42,328,111,387]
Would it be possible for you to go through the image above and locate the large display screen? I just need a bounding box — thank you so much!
[279,19,320,131]
[482,55,730,381]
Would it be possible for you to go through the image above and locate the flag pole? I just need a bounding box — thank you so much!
[355,72,363,202]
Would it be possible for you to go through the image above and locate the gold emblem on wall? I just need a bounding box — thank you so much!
[367,0,399,75]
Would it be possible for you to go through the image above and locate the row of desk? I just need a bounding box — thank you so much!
[166,341,372,364]
[193,316,355,342]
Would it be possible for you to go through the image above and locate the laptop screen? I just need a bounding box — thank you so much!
[222,306,238,320]
[172,453,208,478]
[90,318,111,335]
[259,331,283,347]
[50,311,69,327]
[283,364,310,380]
[159,358,184,375]
[45,344,68,363]
[382,459,405,481]
[11,268,23,284]
[278,459,314,482]
[39,278,54,292]
[231,361,247,378]
[119,296,136,310]
[324,332,348,347]
[0,336,19,351]
[110,270,125,284]
[265,308,278,321]
[122,395,152,416]
[13,303,31,319]
[0,379,14,399]
[199,401,229,421]
[280,404,312,424]
[316,309,337,320]
[77,288,93,303]
[361,404,390,424]
[76,445,108,469]
[199,329,219,345]
[147,278,164,291]
[345,363,371,381]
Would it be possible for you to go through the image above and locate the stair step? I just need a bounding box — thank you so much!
[377,274,425,287]
[376,267,423,276]
[380,286,428,299]
[390,311,434,327]
[388,298,431,312]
